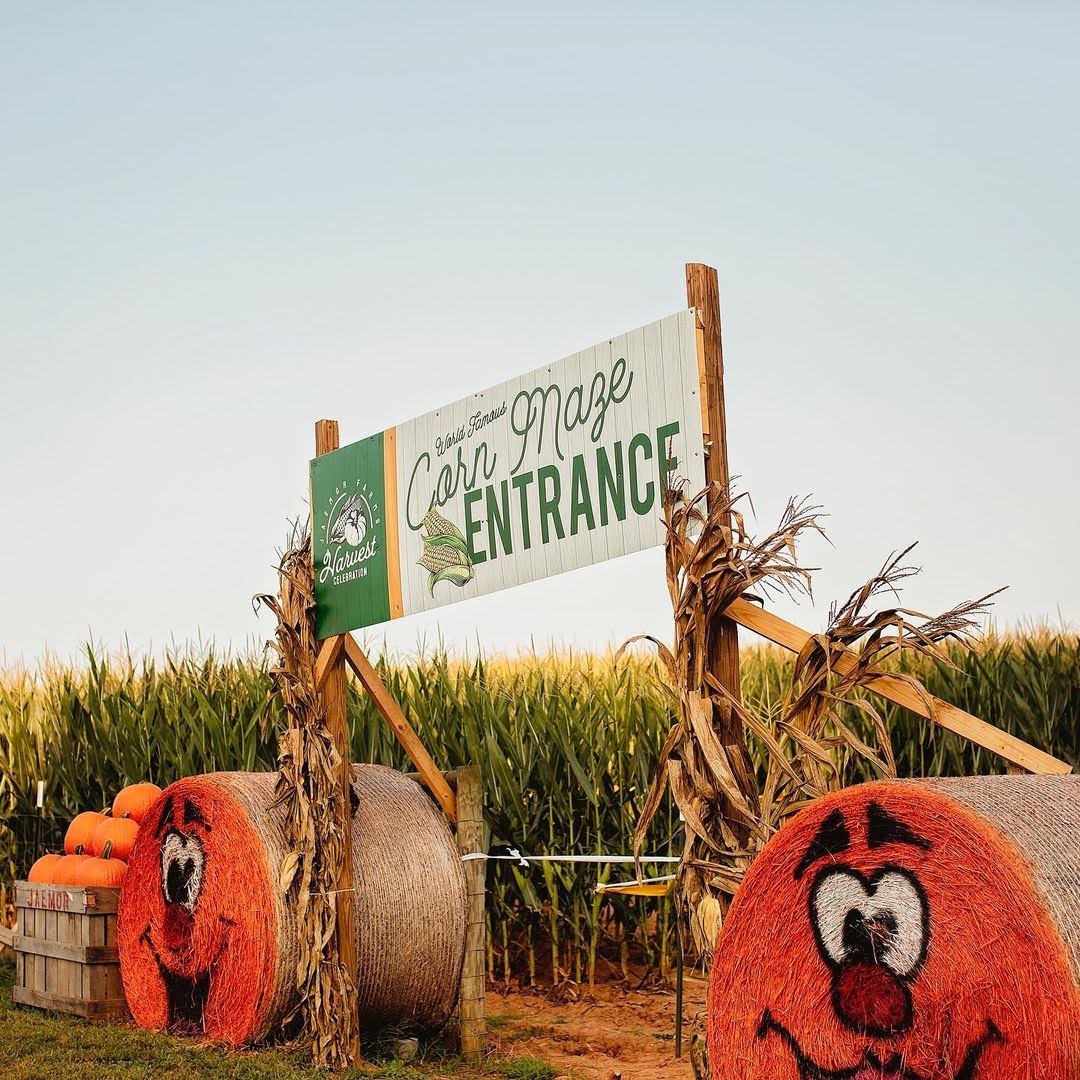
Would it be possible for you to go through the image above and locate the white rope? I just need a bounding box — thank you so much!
[461,849,679,867]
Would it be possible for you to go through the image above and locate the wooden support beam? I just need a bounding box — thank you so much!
[313,419,363,1066]
[725,597,1072,776]
[686,263,742,708]
[452,765,487,1064]
[342,633,458,822]
[314,634,344,692]
[685,263,760,844]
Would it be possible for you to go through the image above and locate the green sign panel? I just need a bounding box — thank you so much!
[310,432,391,637]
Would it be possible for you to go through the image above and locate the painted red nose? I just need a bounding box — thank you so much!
[162,902,195,952]
[834,962,911,1036]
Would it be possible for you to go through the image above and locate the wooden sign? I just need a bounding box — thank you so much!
[310,309,706,637]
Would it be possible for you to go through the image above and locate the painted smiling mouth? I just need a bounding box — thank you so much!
[140,916,234,1034]
[758,1009,1004,1080]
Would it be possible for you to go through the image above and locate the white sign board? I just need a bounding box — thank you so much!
[310,309,706,636]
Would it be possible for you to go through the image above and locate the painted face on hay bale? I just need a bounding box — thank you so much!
[708,781,1080,1080]
[119,765,468,1046]
[117,778,278,1043]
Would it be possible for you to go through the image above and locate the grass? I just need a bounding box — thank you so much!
[0,956,561,1080]
[504,1026,548,1042]
[485,1012,523,1031]
[0,955,347,1080]
[498,1058,557,1080]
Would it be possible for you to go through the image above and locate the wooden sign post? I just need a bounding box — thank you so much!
[685,264,759,839]
[314,419,363,1067]
[686,262,741,707]
[313,421,484,1065]
[680,267,1069,778]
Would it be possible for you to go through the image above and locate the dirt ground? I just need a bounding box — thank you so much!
[485,975,708,1080]
[0,948,707,1080]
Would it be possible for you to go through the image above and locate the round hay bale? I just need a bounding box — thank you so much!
[117,764,466,1045]
[708,775,1080,1080]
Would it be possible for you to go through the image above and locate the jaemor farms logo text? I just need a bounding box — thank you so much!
[318,480,381,586]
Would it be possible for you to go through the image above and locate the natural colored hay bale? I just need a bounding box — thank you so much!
[708,775,1080,1079]
[117,763,466,1045]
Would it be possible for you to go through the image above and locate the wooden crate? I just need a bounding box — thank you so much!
[12,881,129,1021]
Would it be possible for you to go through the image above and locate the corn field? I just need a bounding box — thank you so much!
[1,632,1078,985]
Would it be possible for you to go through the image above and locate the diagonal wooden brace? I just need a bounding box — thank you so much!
[724,597,1072,776]
[314,634,344,692]
[314,633,458,821]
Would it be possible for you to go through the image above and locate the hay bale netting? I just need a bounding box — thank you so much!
[708,775,1080,1080]
[117,764,466,1045]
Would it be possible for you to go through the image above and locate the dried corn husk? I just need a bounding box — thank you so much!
[631,484,1000,959]
[255,525,359,1068]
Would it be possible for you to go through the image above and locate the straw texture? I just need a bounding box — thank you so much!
[920,775,1080,983]
[708,777,1080,1080]
[118,764,465,1045]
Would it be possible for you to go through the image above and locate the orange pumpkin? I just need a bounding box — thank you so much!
[73,841,127,888]
[65,811,107,854]
[92,815,140,862]
[27,853,62,883]
[113,782,163,824]
[52,851,90,885]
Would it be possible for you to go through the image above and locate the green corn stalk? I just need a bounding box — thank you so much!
[2,632,1077,981]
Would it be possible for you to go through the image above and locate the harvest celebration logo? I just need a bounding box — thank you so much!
[317,479,382,587]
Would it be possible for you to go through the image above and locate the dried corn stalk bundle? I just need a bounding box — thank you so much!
[630,482,824,946]
[633,486,1000,962]
[758,545,1001,831]
[254,528,359,1068]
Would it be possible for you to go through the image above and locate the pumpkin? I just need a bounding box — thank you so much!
[27,853,62,883]
[51,850,90,885]
[65,811,107,854]
[73,840,127,888]
[707,778,1080,1080]
[92,815,140,862]
[113,782,163,824]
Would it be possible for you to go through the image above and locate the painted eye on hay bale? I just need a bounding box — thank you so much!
[709,776,1080,1080]
[808,864,928,1037]
[117,764,466,1046]
[159,829,205,912]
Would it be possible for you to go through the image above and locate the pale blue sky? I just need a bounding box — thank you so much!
[2,4,1078,664]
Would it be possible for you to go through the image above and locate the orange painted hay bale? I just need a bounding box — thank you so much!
[708,775,1080,1080]
[117,764,466,1045]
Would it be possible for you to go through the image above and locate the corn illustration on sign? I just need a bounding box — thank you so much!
[310,309,707,638]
